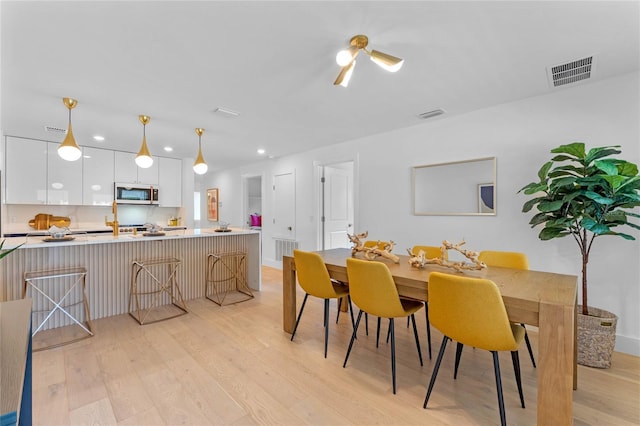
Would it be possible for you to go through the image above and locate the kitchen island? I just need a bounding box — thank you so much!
[0,229,261,328]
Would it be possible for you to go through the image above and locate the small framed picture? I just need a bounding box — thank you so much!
[478,183,495,214]
[207,188,219,221]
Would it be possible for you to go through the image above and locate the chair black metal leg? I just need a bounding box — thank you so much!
[425,304,432,360]
[323,299,330,358]
[347,295,356,338]
[411,313,423,366]
[386,319,391,344]
[511,351,525,408]
[290,293,309,341]
[522,324,536,367]
[364,312,369,335]
[407,316,410,328]
[343,310,363,367]
[390,318,396,394]
[423,336,450,408]
[454,342,464,379]
[376,317,382,347]
[336,297,342,324]
[492,351,507,426]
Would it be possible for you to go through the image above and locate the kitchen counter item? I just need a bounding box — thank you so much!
[142,232,166,237]
[43,236,75,242]
[214,229,232,233]
[28,214,71,230]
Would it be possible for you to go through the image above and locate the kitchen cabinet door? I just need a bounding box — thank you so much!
[48,142,83,205]
[158,157,182,207]
[83,147,114,205]
[4,136,47,204]
[114,151,159,184]
[114,151,138,183]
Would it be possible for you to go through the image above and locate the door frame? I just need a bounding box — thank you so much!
[314,157,358,250]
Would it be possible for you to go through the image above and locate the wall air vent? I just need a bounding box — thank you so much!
[417,108,445,120]
[547,56,595,88]
[44,125,67,134]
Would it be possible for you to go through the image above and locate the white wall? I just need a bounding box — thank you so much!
[206,72,640,355]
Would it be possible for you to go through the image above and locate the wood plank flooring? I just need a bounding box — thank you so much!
[31,266,640,425]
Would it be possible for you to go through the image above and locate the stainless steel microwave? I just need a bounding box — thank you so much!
[114,183,159,205]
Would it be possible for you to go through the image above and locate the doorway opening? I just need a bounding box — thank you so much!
[243,175,263,229]
[318,160,355,250]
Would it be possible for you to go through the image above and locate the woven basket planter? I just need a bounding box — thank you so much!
[577,305,617,368]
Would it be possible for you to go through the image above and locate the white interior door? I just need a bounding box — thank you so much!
[273,171,295,239]
[322,162,354,249]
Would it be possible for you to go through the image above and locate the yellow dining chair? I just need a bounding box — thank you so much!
[343,258,424,394]
[291,249,356,358]
[472,250,536,368]
[423,272,525,426]
[360,240,391,337]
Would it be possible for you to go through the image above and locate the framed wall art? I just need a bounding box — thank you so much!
[207,188,219,221]
[478,183,495,214]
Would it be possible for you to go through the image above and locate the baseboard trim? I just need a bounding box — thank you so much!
[615,335,640,356]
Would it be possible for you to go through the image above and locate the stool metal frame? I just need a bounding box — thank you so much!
[206,252,253,306]
[129,257,188,325]
[22,267,94,351]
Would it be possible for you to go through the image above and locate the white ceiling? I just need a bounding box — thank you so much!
[1,1,638,172]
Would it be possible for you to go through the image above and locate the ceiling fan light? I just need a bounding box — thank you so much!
[334,60,356,87]
[336,46,359,66]
[369,49,404,72]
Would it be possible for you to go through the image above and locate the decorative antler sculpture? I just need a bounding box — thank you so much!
[407,240,486,272]
[348,231,400,263]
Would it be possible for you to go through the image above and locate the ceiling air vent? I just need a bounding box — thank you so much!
[44,125,67,134]
[417,108,445,120]
[547,56,595,88]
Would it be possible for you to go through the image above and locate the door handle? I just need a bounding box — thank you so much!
[288,226,292,231]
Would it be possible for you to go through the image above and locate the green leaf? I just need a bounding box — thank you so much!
[539,227,570,240]
[617,161,639,176]
[582,218,610,234]
[551,142,585,159]
[585,146,621,163]
[522,182,549,195]
[522,197,545,213]
[583,191,614,204]
[537,161,553,181]
[538,200,565,212]
[528,212,551,226]
[594,159,619,175]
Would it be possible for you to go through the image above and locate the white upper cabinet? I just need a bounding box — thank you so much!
[114,151,159,185]
[47,141,83,205]
[4,137,48,204]
[158,157,182,207]
[82,147,114,206]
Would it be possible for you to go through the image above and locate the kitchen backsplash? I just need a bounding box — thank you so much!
[3,204,181,234]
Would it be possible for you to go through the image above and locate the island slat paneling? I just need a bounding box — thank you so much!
[1,232,260,330]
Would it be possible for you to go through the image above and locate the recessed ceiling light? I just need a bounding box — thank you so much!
[93,135,105,141]
[164,147,173,152]
[257,149,266,155]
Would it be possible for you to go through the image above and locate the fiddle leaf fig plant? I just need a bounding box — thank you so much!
[519,142,640,316]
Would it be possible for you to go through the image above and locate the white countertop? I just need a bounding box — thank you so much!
[1,228,258,250]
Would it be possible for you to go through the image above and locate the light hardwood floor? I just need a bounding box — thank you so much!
[31,266,640,425]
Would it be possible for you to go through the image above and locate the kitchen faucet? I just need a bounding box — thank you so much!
[105,200,119,236]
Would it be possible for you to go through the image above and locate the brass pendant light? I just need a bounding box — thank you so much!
[135,115,153,168]
[192,128,208,175]
[58,97,82,161]
[334,35,404,87]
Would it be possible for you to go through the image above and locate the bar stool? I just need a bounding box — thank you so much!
[206,252,253,305]
[129,258,188,325]
[22,267,94,351]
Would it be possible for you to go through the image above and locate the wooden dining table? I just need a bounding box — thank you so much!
[282,248,578,426]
